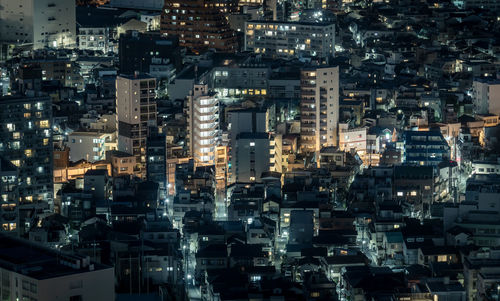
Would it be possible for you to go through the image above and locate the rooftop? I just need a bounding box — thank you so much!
[0,234,111,280]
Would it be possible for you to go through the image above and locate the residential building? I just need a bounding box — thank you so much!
[245,20,335,59]
[161,0,237,53]
[0,0,76,49]
[0,158,19,236]
[116,74,157,178]
[300,66,339,153]
[118,31,181,76]
[186,84,220,166]
[67,130,115,163]
[472,78,500,116]
[403,130,450,166]
[0,96,53,205]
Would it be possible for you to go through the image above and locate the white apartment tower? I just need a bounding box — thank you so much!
[116,74,157,177]
[300,66,339,153]
[187,84,220,166]
[0,0,76,49]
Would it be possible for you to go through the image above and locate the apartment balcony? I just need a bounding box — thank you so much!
[301,107,315,113]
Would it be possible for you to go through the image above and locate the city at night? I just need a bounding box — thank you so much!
[1,0,500,300]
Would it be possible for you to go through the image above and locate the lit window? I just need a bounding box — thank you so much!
[250,142,255,146]
[25,149,32,158]
[39,120,49,128]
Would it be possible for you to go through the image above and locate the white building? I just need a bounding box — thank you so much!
[245,20,335,59]
[78,27,114,53]
[186,84,220,166]
[338,125,380,166]
[67,131,115,163]
[471,160,500,175]
[0,0,76,49]
[472,78,500,116]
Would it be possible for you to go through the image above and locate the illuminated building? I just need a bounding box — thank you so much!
[0,158,19,235]
[0,96,53,205]
[245,20,335,59]
[161,0,238,53]
[116,74,157,178]
[186,84,220,166]
[300,66,339,153]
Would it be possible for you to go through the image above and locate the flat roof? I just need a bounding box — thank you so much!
[0,234,111,280]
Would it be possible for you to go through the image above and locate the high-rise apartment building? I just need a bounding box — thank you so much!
[0,0,76,49]
[0,96,53,205]
[186,84,220,166]
[0,157,19,235]
[160,0,238,53]
[116,74,157,178]
[300,66,339,153]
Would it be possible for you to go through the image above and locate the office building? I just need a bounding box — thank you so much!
[300,66,340,153]
[116,74,157,178]
[472,78,500,116]
[0,158,19,235]
[0,96,53,205]
[245,20,335,59]
[0,0,76,49]
[161,0,238,53]
[186,84,220,166]
[403,130,450,166]
[0,233,115,301]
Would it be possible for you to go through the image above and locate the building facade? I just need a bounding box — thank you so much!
[161,0,237,53]
[245,20,335,59]
[403,130,450,166]
[300,66,340,153]
[0,158,19,235]
[116,74,157,178]
[186,84,220,166]
[472,78,500,116]
[0,0,76,49]
[0,96,53,205]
